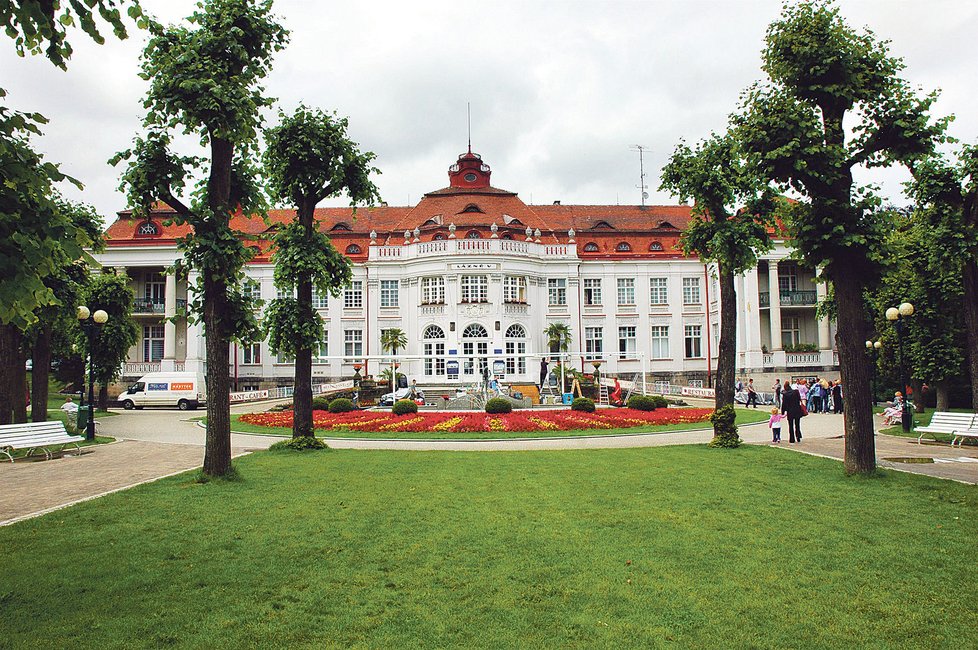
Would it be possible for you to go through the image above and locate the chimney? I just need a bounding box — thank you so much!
[553,200,561,205]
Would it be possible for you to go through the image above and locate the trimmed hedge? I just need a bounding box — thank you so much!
[571,397,595,412]
[485,397,513,414]
[392,399,419,415]
[311,396,331,411]
[627,395,657,411]
[328,398,356,413]
[269,436,328,451]
[651,395,670,409]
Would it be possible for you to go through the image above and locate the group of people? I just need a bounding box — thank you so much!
[766,377,844,444]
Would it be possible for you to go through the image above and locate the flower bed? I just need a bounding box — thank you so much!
[239,407,713,434]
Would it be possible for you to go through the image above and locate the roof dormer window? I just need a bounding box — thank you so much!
[331,222,352,231]
[135,220,160,236]
[591,220,615,230]
[461,203,484,214]
[345,244,362,255]
[615,242,631,252]
[582,242,599,252]
[649,241,664,251]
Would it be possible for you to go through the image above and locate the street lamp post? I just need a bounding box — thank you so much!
[353,362,362,408]
[865,339,882,406]
[77,305,109,441]
[885,302,914,433]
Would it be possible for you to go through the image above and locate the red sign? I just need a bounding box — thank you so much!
[171,382,194,391]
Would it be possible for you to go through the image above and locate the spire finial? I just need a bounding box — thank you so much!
[467,102,471,153]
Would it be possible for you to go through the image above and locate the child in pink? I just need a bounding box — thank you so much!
[768,407,783,443]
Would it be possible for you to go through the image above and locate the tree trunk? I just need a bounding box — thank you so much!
[31,325,52,421]
[833,273,876,474]
[963,258,978,411]
[0,324,17,425]
[98,384,110,411]
[292,200,315,439]
[910,378,925,413]
[934,379,950,412]
[202,136,234,477]
[713,265,738,443]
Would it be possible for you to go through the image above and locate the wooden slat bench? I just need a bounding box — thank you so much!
[0,421,85,462]
[913,412,978,446]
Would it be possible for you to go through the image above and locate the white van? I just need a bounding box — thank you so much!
[121,372,206,411]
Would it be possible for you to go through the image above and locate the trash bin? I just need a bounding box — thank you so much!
[76,405,90,433]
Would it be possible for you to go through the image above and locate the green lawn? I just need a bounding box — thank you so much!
[880,407,976,445]
[1,446,975,648]
[224,407,770,439]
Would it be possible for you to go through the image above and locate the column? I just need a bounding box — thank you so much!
[768,260,782,350]
[184,272,204,375]
[816,266,832,354]
[744,267,762,370]
[161,272,177,371]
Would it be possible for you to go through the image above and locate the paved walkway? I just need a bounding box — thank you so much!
[2,407,974,526]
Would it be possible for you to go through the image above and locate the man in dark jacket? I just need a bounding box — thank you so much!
[781,381,804,443]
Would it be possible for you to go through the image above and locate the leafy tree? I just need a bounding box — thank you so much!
[544,322,572,392]
[1,0,142,69]
[80,270,138,411]
[262,106,379,439]
[733,0,947,474]
[113,0,288,476]
[660,131,773,448]
[379,327,408,397]
[904,150,978,410]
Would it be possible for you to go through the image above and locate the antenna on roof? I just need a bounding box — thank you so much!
[467,102,472,153]
[629,145,650,206]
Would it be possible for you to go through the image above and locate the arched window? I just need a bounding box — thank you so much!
[649,241,663,251]
[615,241,631,252]
[462,323,488,376]
[331,222,352,231]
[432,233,446,241]
[501,233,513,240]
[583,242,599,252]
[136,221,159,236]
[422,325,445,376]
[505,324,527,374]
[461,203,484,213]
[345,244,362,255]
[463,323,488,338]
[423,325,445,339]
[465,230,481,239]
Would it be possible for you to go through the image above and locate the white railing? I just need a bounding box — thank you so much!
[420,304,446,315]
[762,353,774,366]
[503,303,528,315]
[174,361,185,371]
[368,239,577,261]
[123,362,160,375]
[786,352,822,366]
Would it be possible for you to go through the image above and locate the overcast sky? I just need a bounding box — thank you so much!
[3,0,977,224]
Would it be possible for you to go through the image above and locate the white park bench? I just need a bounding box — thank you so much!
[0,421,85,462]
[913,412,978,446]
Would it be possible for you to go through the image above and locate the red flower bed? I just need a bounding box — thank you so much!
[239,407,712,434]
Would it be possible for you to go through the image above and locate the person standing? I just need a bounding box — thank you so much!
[539,358,549,391]
[772,378,782,408]
[819,377,831,413]
[832,381,843,414]
[746,378,758,408]
[781,380,804,443]
[768,407,783,443]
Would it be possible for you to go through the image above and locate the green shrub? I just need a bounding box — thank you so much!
[708,404,741,448]
[269,436,329,452]
[627,395,657,411]
[328,397,356,413]
[571,397,595,412]
[485,397,512,414]
[392,399,418,415]
[311,396,331,411]
[650,395,669,409]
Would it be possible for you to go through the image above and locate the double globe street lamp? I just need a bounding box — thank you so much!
[77,305,109,440]
[865,339,882,406]
[885,302,914,432]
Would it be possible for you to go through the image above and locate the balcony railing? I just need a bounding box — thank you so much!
[133,298,187,314]
[369,238,577,261]
[758,290,817,307]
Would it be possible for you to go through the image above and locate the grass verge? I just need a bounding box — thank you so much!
[0,445,975,648]
[880,407,977,445]
[222,407,769,439]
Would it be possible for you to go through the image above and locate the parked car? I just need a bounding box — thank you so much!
[378,387,413,407]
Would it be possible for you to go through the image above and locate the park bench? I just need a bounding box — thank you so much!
[0,421,85,462]
[913,412,978,446]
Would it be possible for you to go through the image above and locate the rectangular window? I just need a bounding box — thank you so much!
[650,277,668,305]
[548,278,567,306]
[421,277,445,305]
[505,341,527,374]
[313,330,329,363]
[460,275,488,303]
[144,274,165,307]
[584,327,603,360]
[380,280,399,308]
[779,265,798,293]
[276,286,295,300]
[503,276,527,303]
[276,351,294,364]
[462,341,488,374]
[781,315,801,348]
[242,279,260,301]
[311,290,329,310]
[242,342,261,365]
[618,326,636,359]
[650,326,669,359]
[684,324,703,358]
[344,281,363,308]
[583,278,602,306]
[344,329,363,358]
[143,324,164,362]
[682,277,701,305]
[424,343,446,375]
[617,278,635,306]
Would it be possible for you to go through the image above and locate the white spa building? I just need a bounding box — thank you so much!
[95,149,839,390]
